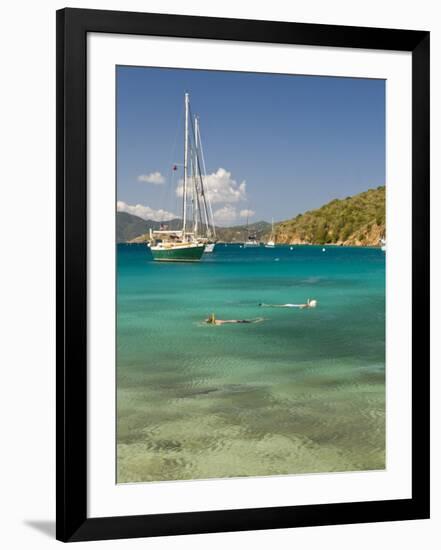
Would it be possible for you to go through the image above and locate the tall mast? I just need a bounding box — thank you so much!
[193,115,199,235]
[195,116,212,238]
[182,92,189,238]
[197,123,216,239]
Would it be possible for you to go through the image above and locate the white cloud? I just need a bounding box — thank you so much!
[137,171,165,184]
[213,205,238,225]
[176,168,246,204]
[117,201,176,221]
[239,209,255,219]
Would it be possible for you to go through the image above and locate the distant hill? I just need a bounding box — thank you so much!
[117,211,271,243]
[216,221,271,243]
[117,212,182,243]
[275,186,385,246]
[117,186,385,246]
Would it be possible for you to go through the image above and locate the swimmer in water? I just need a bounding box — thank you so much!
[300,298,317,309]
[259,298,317,309]
[205,313,263,325]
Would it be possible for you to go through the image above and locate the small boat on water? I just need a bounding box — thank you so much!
[243,211,260,247]
[244,235,260,247]
[380,237,386,252]
[265,218,276,248]
[149,93,216,262]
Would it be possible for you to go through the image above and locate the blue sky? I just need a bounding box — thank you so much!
[117,66,385,225]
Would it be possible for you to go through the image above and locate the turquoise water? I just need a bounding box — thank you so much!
[117,244,385,483]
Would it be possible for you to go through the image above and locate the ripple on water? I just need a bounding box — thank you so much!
[116,244,385,482]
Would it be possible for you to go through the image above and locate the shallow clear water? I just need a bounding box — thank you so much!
[116,243,385,483]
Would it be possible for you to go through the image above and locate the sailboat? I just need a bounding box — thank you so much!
[243,211,259,247]
[265,218,276,248]
[149,93,215,262]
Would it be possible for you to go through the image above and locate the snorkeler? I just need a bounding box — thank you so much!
[259,298,317,309]
[300,298,318,309]
[205,313,263,325]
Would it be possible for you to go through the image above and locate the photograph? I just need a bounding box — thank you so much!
[116,66,386,484]
[0,0,434,546]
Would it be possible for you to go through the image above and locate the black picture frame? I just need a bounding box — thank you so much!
[56,8,430,542]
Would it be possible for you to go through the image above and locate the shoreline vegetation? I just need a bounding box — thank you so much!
[117,185,385,247]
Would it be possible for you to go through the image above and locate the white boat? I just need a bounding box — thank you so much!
[265,218,276,248]
[380,237,386,252]
[204,243,216,253]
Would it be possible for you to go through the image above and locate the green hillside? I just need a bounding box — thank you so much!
[275,186,385,246]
